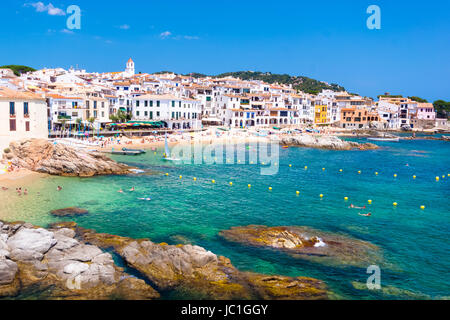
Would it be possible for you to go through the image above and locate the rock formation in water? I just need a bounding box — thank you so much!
[50,207,89,217]
[48,222,328,300]
[279,135,378,150]
[3,139,132,177]
[0,220,159,299]
[220,225,382,267]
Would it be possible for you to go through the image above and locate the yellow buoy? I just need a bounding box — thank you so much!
[394,174,397,178]
[212,180,216,184]
[375,172,379,176]
[193,177,197,181]
[179,175,182,179]
[322,168,325,171]
[448,174,450,177]
[296,191,300,195]
[269,187,272,191]
[238,160,241,163]
[339,169,343,172]
[436,176,440,181]
[358,170,361,174]
[229,182,233,186]
[442,175,445,179]
[344,197,348,201]
[248,184,251,188]
[413,175,416,179]
[368,199,372,204]
[393,202,398,206]
[250,161,254,164]
[289,164,292,167]
[304,166,308,170]
[165,173,169,176]
[154,152,156,155]
[320,194,324,198]
[420,205,425,210]
[262,162,265,165]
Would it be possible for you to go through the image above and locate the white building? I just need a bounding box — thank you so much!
[0,87,48,152]
[132,94,201,129]
[124,58,135,77]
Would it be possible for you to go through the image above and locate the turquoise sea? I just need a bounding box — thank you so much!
[1,137,449,299]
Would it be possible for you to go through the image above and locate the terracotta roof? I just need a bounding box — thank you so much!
[0,87,45,100]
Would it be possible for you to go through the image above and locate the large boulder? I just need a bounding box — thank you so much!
[4,139,132,177]
[220,225,383,268]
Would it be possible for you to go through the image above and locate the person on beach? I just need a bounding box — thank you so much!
[24,189,28,195]
[1,187,8,191]
[57,186,62,191]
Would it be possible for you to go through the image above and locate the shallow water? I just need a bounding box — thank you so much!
[1,138,449,299]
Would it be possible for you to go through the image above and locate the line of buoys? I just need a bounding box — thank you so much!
[436,176,440,181]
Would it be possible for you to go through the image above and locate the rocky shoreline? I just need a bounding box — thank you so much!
[3,139,133,177]
[0,220,328,300]
[279,135,379,150]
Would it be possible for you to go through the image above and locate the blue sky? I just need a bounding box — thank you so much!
[1,0,449,101]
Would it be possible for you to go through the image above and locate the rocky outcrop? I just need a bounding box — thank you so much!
[50,207,89,217]
[220,225,383,267]
[50,222,328,300]
[280,135,378,150]
[3,139,132,177]
[0,220,159,299]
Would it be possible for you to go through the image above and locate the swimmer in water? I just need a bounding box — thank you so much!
[138,197,151,201]
[130,187,135,191]
[358,212,372,217]
[349,204,366,209]
[118,189,123,193]
[57,186,62,191]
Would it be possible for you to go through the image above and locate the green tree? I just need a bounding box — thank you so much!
[433,100,450,119]
[408,96,428,103]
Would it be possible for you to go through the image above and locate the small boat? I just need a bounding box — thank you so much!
[282,146,289,149]
[367,137,400,142]
[110,150,142,155]
[162,133,180,161]
[122,147,146,154]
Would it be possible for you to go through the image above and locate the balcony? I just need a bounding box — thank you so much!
[58,115,72,120]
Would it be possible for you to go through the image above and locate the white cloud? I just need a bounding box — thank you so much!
[119,24,130,30]
[159,31,172,39]
[27,2,66,16]
[183,35,199,40]
[60,29,74,34]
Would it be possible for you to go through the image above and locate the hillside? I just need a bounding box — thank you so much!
[183,71,345,94]
[0,65,36,76]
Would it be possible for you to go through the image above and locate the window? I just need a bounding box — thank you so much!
[136,100,140,107]
[145,101,148,107]
[137,111,140,116]
[150,111,153,119]
[172,101,175,107]
[94,111,97,117]
[150,101,153,107]
[144,111,148,116]
[24,102,29,116]
[94,101,97,109]
[86,101,90,108]
[10,119,16,131]
[157,101,160,107]
[9,102,15,116]
[25,122,30,132]
[156,111,160,117]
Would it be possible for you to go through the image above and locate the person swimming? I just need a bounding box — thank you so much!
[130,187,135,191]
[358,212,372,217]
[57,186,62,191]
[118,189,124,193]
[349,204,366,209]
[138,197,151,201]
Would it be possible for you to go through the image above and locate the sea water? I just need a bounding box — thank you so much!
[0,137,449,299]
